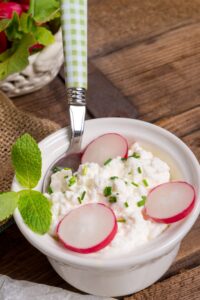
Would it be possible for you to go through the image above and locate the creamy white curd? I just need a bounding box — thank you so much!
[45,143,170,257]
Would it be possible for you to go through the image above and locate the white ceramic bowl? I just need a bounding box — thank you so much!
[12,118,200,297]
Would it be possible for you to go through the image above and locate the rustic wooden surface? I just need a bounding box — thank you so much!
[1,0,200,299]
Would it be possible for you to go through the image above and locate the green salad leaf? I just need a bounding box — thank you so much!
[0,192,18,222]
[0,19,11,33]
[0,33,36,80]
[34,27,55,46]
[11,133,41,189]
[28,0,60,23]
[18,190,52,234]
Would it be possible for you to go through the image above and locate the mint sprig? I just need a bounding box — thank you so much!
[0,133,52,235]
[11,133,41,189]
[18,190,52,234]
[0,192,18,222]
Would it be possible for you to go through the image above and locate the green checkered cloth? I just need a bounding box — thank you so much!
[61,0,87,89]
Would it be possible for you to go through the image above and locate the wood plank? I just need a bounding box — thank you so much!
[89,0,200,57]
[93,23,200,82]
[13,77,69,128]
[59,63,138,118]
[92,23,200,122]
[155,107,200,138]
[125,265,200,300]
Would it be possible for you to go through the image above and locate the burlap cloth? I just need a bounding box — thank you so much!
[0,91,60,192]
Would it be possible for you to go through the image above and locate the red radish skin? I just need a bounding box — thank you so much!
[0,2,23,19]
[144,181,196,224]
[29,43,44,54]
[81,133,128,166]
[57,203,118,254]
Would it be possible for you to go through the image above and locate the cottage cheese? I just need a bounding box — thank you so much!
[46,143,170,257]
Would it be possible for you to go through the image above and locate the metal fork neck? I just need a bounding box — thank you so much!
[67,88,86,153]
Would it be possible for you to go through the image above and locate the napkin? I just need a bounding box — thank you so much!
[0,275,113,300]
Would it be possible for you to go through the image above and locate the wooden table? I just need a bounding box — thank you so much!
[1,1,200,299]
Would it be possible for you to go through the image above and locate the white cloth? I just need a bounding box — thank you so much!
[0,275,113,300]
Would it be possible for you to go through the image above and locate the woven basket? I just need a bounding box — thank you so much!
[0,30,64,98]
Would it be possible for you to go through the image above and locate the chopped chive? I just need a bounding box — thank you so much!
[110,176,119,180]
[131,152,141,159]
[47,185,53,194]
[81,191,86,201]
[137,196,147,207]
[104,186,112,197]
[132,181,139,187]
[124,201,129,208]
[143,179,149,187]
[109,196,117,203]
[128,171,132,175]
[64,175,69,179]
[64,167,71,170]
[137,167,142,174]
[82,165,88,176]
[117,218,126,223]
[68,176,77,187]
[104,158,112,165]
[52,166,62,173]
[121,157,127,161]
[125,181,128,185]
[78,191,86,204]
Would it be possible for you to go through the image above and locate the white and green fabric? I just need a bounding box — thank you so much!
[61,0,87,89]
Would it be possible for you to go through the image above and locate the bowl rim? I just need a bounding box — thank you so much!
[13,118,200,270]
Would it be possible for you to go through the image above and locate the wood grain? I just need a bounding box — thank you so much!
[89,0,200,57]
[125,265,200,300]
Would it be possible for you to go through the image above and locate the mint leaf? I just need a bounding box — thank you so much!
[11,133,41,189]
[34,27,54,46]
[18,190,52,234]
[0,33,36,80]
[0,192,18,222]
[28,0,60,23]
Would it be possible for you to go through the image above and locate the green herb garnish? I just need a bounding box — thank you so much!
[142,179,149,187]
[0,134,53,234]
[82,165,88,176]
[47,185,53,194]
[104,158,112,165]
[132,182,139,187]
[52,166,62,173]
[121,157,127,161]
[64,167,71,171]
[124,201,129,208]
[18,190,52,234]
[104,186,112,197]
[0,192,18,222]
[137,196,147,207]
[110,176,119,180]
[137,167,142,174]
[68,176,77,187]
[78,191,86,204]
[130,152,140,159]
[109,196,117,203]
[117,218,126,223]
[11,133,42,188]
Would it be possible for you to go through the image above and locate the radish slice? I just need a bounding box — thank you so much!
[144,181,196,224]
[81,133,128,165]
[57,203,117,254]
